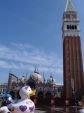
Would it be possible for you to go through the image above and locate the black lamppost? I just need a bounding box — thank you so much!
[71,78,77,106]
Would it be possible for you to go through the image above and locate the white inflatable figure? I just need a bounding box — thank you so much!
[79,108,84,113]
[0,106,11,113]
[7,97,14,110]
[10,86,35,113]
[78,101,84,113]
[7,97,14,104]
[0,95,14,113]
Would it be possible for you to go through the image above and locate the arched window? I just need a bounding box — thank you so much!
[72,25,74,29]
[75,25,77,29]
[70,25,72,29]
[67,25,70,29]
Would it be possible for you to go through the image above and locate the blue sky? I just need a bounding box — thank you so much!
[0,0,84,84]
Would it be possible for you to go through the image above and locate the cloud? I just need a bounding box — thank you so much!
[0,43,63,84]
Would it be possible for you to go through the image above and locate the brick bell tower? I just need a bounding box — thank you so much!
[62,0,84,100]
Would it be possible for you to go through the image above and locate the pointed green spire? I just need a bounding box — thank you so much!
[65,0,76,12]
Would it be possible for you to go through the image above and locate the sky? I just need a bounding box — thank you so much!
[0,0,84,84]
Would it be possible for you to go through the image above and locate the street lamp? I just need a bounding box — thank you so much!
[71,78,77,108]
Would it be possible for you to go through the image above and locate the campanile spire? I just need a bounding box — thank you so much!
[62,0,84,100]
